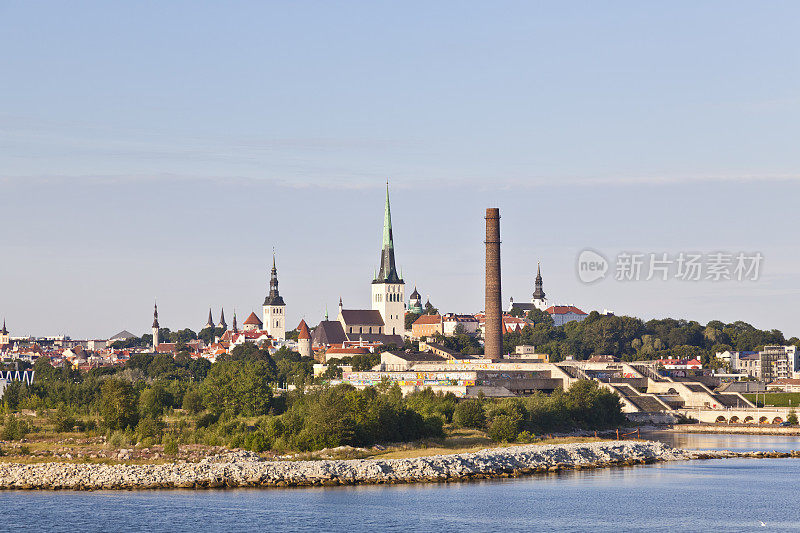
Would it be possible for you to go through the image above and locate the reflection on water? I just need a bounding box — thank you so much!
[643,430,800,452]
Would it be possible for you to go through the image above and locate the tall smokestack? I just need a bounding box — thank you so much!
[484,208,502,358]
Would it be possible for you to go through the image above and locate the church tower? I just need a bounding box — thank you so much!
[372,183,405,336]
[262,254,286,340]
[1,319,10,347]
[532,263,549,311]
[152,302,160,352]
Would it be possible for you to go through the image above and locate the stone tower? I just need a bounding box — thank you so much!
[371,183,405,336]
[152,302,160,352]
[484,208,502,358]
[297,319,312,358]
[263,254,286,340]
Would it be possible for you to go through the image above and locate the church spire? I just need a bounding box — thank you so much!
[232,309,238,333]
[1,318,7,335]
[205,308,214,329]
[264,253,285,306]
[374,181,402,284]
[533,262,546,300]
[152,301,159,329]
[218,307,227,330]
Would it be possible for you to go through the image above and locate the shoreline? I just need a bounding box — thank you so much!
[660,424,800,436]
[0,440,797,491]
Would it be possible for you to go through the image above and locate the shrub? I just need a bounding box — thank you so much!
[163,435,179,455]
[789,410,798,425]
[136,417,165,443]
[50,406,77,433]
[453,399,486,429]
[1,416,30,441]
[182,390,204,414]
[488,415,519,442]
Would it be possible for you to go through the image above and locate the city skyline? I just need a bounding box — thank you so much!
[1,2,799,338]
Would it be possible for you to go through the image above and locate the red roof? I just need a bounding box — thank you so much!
[297,320,311,340]
[243,312,263,326]
[413,314,442,325]
[326,346,370,355]
[545,305,587,315]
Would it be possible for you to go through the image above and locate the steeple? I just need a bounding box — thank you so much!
[264,253,285,306]
[232,309,238,333]
[205,308,214,329]
[1,319,7,335]
[532,262,546,300]
[373,182,403,284]
[152,301,160,352]
[218,308,227,330]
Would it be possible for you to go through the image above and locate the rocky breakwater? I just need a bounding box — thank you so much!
[0,440,795,491]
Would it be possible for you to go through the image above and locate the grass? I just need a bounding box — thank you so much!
[743,392,800,407]
[370,430,607,459]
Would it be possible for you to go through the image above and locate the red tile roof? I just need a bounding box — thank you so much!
[243,312,263,326]
[297,320,311,340]
[545,305,587,315]
[413,314,442,325]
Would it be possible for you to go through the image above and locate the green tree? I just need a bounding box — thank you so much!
[201,360,274,416]
[100,379,139,430]
[182,389,204,414]
[405,312,422,330]
[138,383,171,419]
[453,399,486,428]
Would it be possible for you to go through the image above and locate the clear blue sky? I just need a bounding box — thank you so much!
[1,1,798,339]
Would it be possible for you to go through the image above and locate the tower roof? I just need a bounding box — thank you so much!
[533,262,546,300]
[1,319,7,335]
[410,286,421,299]
[373,182,403,284]
[205,308,214,328]
[264,254,286,306]
[218,307,227,328]
[297,319,311,340]
[243,312,263,326]
[152,302,159,329]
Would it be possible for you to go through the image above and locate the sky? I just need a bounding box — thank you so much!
[1,1,799,339]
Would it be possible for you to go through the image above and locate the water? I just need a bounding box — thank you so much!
[2,433,799,533]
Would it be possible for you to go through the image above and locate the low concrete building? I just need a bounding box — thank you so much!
[379,351,447,371]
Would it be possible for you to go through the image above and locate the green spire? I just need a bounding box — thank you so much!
[374,180,402,284]
[382,181,393,249]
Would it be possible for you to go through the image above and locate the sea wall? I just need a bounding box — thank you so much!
[0,441,794,491]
